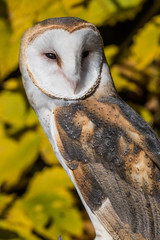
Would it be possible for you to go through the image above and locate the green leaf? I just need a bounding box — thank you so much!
[0,19,20,79]
[21,167,83,239]
[116,0,143,8]
[0,194,14,213]
[0,167,83,240]
[139,106,153,123]
[0,91,26,127]
[130,18,160,69]
[39,127,59,165]
[0,131,40,188]
[110,65,137,92]
[0,220,38,240]
[3,78,19,90]
[104,45,119,65]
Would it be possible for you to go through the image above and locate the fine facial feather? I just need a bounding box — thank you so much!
[20,21,104,100]
[54,96,160,240]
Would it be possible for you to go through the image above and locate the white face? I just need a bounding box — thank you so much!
[25,27,103,99]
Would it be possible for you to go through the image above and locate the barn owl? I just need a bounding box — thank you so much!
[19,17,160,240]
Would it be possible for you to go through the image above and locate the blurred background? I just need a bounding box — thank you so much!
[0,0,160,239]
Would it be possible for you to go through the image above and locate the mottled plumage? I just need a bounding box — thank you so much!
[19,17,160,240]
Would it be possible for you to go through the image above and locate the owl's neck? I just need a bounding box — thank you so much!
[93,61,117,100]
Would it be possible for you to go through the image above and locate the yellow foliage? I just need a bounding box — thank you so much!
[130,17,160,69]
[0,131,40,188]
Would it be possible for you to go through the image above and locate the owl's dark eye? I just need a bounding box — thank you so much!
[45,53,57,60]
[82,51,89,59]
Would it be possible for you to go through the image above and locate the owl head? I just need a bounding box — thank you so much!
[19,17,105,100]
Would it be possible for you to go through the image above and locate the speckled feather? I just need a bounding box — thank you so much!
[54,95,160,240]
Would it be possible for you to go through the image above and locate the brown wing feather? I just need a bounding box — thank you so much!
[54,97,160,240]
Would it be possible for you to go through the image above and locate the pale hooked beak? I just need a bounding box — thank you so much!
[69,81,79,93]
[61,71,79,94]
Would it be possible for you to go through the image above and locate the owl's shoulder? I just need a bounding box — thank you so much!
[54,96,160,168]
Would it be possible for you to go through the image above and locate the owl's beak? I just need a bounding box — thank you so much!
[61,71,79,93]
[70,81,79,93]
